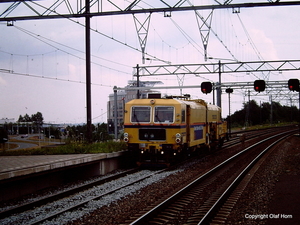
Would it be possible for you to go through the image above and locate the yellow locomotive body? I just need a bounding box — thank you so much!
[123,97,228,166]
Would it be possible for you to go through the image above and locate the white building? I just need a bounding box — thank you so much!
[107,80,162,135]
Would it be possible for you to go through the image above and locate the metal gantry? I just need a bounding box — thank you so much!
[134,60,300,76]
[133,60,300,107]
[113,80,292,92]
[2,0,300,141]
[2,0,300,21]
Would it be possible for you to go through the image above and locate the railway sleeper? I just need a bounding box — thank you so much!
[149,217,170,224]
[156,214,175,221]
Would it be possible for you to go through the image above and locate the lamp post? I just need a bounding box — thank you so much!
[226,88,233,137]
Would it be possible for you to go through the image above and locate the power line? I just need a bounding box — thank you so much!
[14,25,132,68]
[0,69,114,88]
[66,17,173,65]
[12,25,132,75]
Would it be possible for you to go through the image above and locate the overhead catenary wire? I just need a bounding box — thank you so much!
[12,25,132,74]
[0,69,114,87]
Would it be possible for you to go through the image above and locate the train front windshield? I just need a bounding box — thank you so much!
[154,106,174,123]
[131,106,151,123]
[130,106,174,124]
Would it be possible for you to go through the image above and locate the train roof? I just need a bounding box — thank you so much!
[126,98,221,111]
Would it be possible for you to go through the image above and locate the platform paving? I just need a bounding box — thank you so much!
[0,152,124,181]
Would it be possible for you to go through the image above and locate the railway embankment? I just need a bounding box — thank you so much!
[226,134,300,224]
[68,132,300,224]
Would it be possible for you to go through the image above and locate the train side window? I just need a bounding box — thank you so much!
[154,106,174,123]
[181,109,186,123]
[131,106,151,123]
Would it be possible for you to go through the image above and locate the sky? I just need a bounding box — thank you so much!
[0,0,300,124]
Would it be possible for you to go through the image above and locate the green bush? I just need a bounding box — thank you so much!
[0,141,127,156]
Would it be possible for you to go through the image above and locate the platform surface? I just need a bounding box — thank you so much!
[0,152,124,181]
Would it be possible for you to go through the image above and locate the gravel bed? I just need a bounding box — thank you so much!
[226,135,300,224]
[69,144,251,224]
[0,169,127,213]
[68,132,292,224]
[0,169,182,225]
[1,130,292,225]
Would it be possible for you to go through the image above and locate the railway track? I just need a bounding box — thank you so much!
[0,126,296,224]
[129,129,296,225]
[222,125,293,149]
[0,168,138,219]
[0,167,181,225]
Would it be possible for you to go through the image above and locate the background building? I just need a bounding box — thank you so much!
[107,80,162,136]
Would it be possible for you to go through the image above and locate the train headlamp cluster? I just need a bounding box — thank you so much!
[123,132,129,142]
[175,133,181,144]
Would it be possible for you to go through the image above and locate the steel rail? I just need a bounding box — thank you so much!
[129,129,296,224]
[26,167,173,225]
[0,168,139,219]
[198,132,294,224]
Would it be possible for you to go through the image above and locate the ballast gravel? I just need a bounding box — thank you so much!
[0,169,182,225]
[2,130,298,225]
[69,133,299,224]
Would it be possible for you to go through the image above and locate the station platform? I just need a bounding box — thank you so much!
[0,151,125,181]
[0,151,129,201]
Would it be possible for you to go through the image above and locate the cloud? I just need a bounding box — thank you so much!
[0,75,7,86]
[249,29,278,60]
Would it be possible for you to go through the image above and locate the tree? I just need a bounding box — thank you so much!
[18,113,31,122]
[227,100,298,127]
[31,112,44,126]
[18,115,23,122]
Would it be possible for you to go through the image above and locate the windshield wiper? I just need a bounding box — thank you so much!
[133,109,140,125]
[155,113,163,126]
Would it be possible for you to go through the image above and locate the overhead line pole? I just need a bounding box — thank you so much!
[217,60,221,108]
[85,0,92,143]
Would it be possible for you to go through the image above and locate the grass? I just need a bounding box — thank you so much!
[0,141,127,156]
[231,122,296,131]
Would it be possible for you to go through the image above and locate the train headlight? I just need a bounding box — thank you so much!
[175,138,181,143]
[175,133,181,138]
[124,133,129,138]
[161,151,164,154]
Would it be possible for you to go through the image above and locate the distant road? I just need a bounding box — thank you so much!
[7,141,38,150]
[7,134,41,150]
[7,134,63,150]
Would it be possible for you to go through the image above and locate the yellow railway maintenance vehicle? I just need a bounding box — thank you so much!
[123,95,228,166]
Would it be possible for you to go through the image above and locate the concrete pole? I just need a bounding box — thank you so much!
[114,87,118,140]
[217,60,222,108]
[85,0,92,143]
